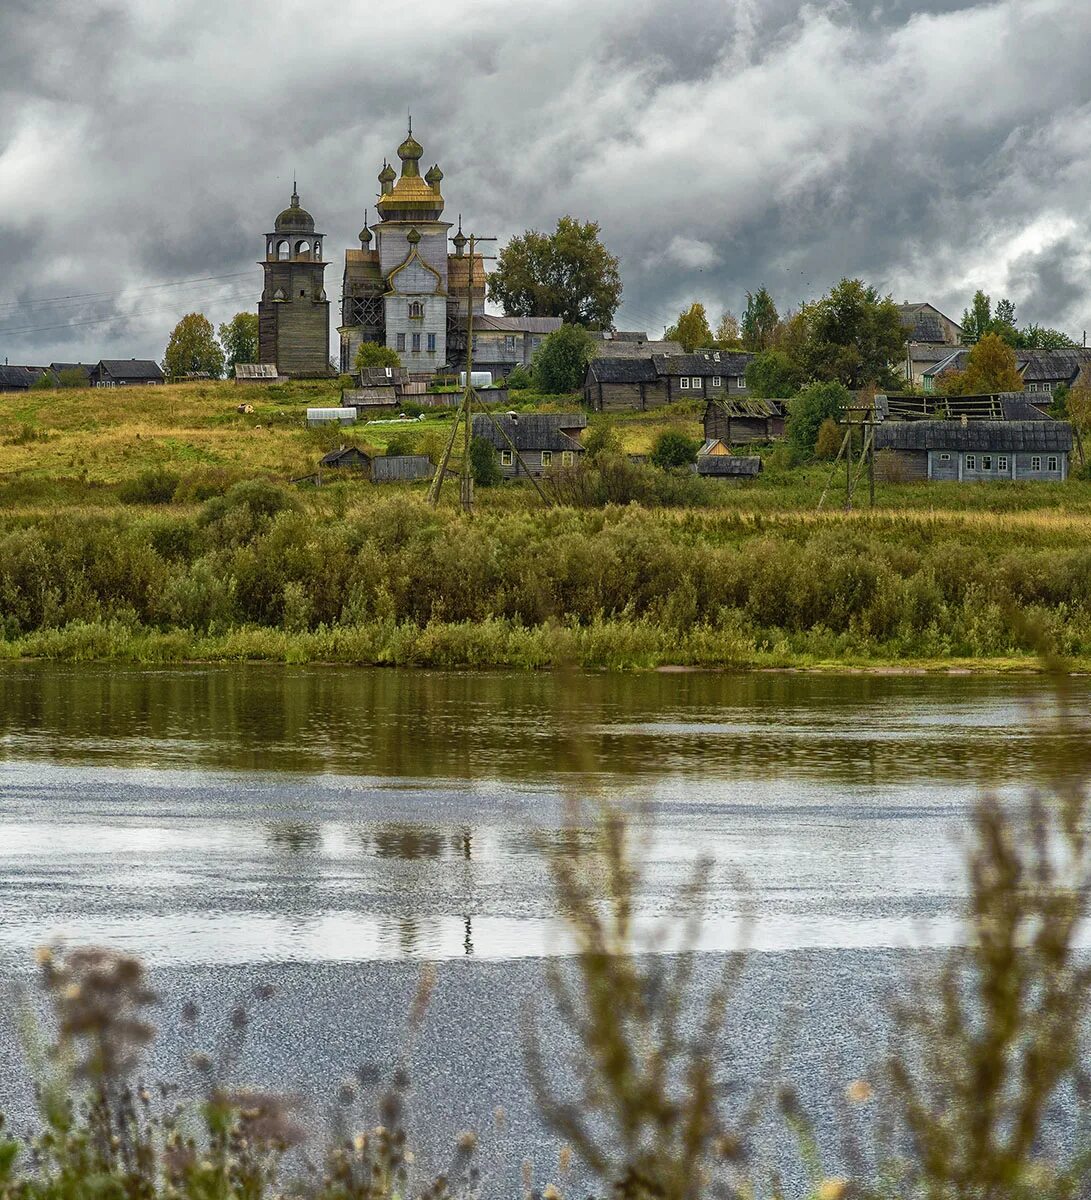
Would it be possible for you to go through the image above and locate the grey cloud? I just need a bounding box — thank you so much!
[1,0,1090,363]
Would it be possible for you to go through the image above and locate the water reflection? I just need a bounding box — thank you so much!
[1,664,1090,968]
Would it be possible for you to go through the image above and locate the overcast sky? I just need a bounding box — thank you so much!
[2,0,1090,365]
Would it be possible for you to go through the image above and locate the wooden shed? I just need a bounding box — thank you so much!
[703,397,785,444]
[319,446,370,470]
[235,363,285,384]
[874,420,1073,482]
[371,454,433,483]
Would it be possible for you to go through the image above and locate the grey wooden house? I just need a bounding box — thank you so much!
[89,359,165,386]
[471,412,586,477]
[874,420,1072,482]
[651,351,754,402]
[583,357,668,411]
[703,397,785,444]
[696,454,762,479]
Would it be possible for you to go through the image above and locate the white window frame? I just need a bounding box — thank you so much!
[561,450,575,466]
[736,376,745,388]
[965,454,976,470]
[939,452,951,461]
[1048,455,1059,472]
[691,376,702,388]
[997,455,1008,472]
[1031,455,1042,471]
[541,450,553,467]
[679,377,689,389]
[500,449,513,467]
[711,375,721,387]
[1029,383,1038,392]
[982,454,993,471]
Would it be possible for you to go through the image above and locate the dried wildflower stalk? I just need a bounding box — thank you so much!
[525,802,751,1200]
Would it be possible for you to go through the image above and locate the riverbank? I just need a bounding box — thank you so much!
[0,617,1080,672]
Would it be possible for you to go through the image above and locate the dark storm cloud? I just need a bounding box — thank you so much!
[1,0,1089,363]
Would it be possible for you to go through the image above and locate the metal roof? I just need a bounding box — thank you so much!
[875,420,1072,453]
[697,455,763,476]
[235,363,280,380]
[474,314,563,334]
[593,339,683,358]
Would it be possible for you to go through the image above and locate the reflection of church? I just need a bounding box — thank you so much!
[337,126,485,374]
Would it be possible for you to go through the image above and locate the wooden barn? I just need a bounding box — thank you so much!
[89,360,165,387]
[319,446,371,470]
[235,363,284,384]
[471,412,586,477]
[317,445,432,483]
[583,357,668,411]
[874,420,1072,482]
[703,397,785,444]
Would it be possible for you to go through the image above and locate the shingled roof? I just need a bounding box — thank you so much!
[471,412,586,452]
[1019,348,1091,383]
[875,420,1072,453]
[474,315,563,335]
[96,359,164,382]
[652,351,754,377]
[585,357,659,384]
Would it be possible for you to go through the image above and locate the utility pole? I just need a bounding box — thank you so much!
[427,231,552,512]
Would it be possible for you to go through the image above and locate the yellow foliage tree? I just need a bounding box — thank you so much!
[814,416,843,460]
[939,333,1024,395]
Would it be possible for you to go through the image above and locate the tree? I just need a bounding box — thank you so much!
[29,372,55,390]
[163,313,225,380]
[665,303,714,352]
[785,381,851,462]
[740,287,780,351]
[650,430,699,469]
[469,437,502,486]
[961,290,993,344]
[583,420,622,459]
[814,416,843,460]
[384,432,415,456]
[790,279,905,390]
[55,368,89,388]
[714,311,741,349]
[217,312,259,371]
[1066,386,1091,434]
[1022,323,1077,350]
[745,350,804,399]
[354,342,402,371]
[487,216,622,328]
[940,333,1024,395]
[532,324,596,394]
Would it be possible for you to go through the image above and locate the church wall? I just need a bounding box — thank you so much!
[385,293,445,372]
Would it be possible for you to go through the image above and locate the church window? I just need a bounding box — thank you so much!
[408,301,424,319]
[427,333,437,352]
[412,333,422,353]
[277,240,290,260]
[295,240,310,256]
[314,241,321,257]
[396,333,406,352]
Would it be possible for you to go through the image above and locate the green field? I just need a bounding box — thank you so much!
[0,379,1088,670]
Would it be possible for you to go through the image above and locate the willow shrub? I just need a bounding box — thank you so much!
[2,496,1091,661]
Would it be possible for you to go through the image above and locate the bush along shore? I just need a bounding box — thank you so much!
[3,482,1091,670]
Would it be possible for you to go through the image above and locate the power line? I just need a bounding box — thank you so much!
[0,271,255,314]
[0,289,258,336]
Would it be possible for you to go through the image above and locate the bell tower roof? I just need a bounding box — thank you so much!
[274,182,315,233]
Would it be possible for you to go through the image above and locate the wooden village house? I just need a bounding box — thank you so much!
[471,412,586,477]
[583,350,756,412]
[89,359,165,387]
[695,438,762,479]
[874,419,1073,482]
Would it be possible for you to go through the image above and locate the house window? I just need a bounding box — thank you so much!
[1028,383,1038,392]
[500,450,513,467]
[411,333,421,353]
[735,376,745,388]
[939,453,951,461]
[561,450,574,466]
[427,333,436,353]
[505,336,517,352]
[691,377,701,388]
[1032,455,1042,471]
[396,333,406,352]
[1048,456,1059,471]
[998,455,1008,472]
[965,454,976,470]
[680,378,689,389]
[982,455,993,471]
[711,375,721,387]
[1042,382,1053,393]
[541,450,553,467]
[408,301,423,319]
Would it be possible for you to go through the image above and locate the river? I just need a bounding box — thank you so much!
[0,663,1088,1190]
